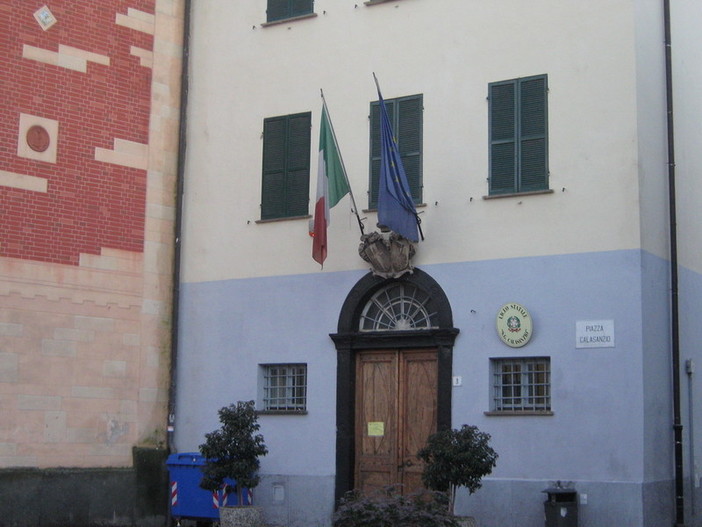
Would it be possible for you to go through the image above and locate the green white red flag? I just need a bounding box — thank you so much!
[312,103,350,266]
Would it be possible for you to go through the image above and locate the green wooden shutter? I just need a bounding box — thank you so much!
[369,95,422,209]
[261,116,288,219]
[267,0,289,22]
[398,95,423,205]
[261,113,311,220]
[291,0,314,17]
[519,76,548,192]
[267,0,313,22]
[286,113,311,217]
[489,75,548,195]
[369,100,393,209]
[489,81,517,195]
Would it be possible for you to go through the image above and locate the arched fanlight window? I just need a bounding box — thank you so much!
[359,282,438,331]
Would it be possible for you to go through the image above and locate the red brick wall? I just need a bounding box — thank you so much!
[0,1,154,265]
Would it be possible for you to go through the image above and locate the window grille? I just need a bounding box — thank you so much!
[359,282,437,331]
[262,364,307,412]
[491,357,550,412]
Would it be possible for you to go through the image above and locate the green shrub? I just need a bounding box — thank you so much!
[199,400,268,506]
[417,424,498,515]
[333,486,459,527]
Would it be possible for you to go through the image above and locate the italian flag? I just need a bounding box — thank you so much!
[312,104,350,266]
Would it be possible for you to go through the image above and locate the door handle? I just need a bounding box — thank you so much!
[397,459,414,469]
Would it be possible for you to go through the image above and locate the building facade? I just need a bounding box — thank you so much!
[174,1,702,526]
[0,1,184,524]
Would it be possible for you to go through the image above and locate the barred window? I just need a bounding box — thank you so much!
[490,357,551,413]
[261,364,307,413]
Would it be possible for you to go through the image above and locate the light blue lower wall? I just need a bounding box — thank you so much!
[680,264,702,526]
[256,474,336,527]
[174,249,701,527]
[460,478,674,527]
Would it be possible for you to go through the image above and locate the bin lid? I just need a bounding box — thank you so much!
[166,452,206,467]
[542,486,576,495]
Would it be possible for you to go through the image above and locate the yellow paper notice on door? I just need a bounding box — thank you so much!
[367,422,385,437]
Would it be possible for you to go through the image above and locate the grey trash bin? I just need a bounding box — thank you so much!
[543,485,578,527]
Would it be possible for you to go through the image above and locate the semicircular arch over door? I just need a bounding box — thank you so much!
[330,268,459,503]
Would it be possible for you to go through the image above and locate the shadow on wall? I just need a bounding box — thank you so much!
[0,447,168,527]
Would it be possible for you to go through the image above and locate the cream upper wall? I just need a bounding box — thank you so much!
[181,0,657,283]
[671,0,702,275]
[634,0,669,263]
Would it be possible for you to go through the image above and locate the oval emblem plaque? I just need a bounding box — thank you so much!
[496,303,533,348]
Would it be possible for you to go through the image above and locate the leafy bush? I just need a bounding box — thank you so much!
[199,400,268,505]
[417,424,498,515]
[333,486,459,527]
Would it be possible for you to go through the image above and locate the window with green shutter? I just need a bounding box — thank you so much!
[267,0,314,23]
[489,75,548,195]
[369,94,423,209]
[261,112,311,220]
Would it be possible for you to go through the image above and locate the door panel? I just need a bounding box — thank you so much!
[355,349,437,496]
[399,351,438,494]
[355,352,398,495]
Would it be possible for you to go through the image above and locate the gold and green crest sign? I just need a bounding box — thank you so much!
[496,303,533,348]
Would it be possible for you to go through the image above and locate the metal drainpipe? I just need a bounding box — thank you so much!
[663,1,684,525]
[167,0,191,454]
[686,359,696,517]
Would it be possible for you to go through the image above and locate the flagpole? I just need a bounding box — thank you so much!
[320,89,365,235]
[372,71,382,95]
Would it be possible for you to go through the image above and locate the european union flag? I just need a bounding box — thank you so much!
[376,84,420,243]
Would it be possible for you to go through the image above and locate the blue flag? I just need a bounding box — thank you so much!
[376,87,419,242]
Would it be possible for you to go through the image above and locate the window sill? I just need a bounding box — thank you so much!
[257,410,308,416]
[484,410,554,417]
[483,189,554,200]
[256,214,311,224]
[365,0,404,5]
[261,12,317,27]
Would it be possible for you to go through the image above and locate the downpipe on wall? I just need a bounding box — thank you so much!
[687,359,696,518]
[168,0,191,458]
[165,1,191,524]
[663,1,684,525]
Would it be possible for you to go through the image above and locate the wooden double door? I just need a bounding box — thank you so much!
[354,349,438,495]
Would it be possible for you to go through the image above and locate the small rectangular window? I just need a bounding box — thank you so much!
[488,75,548,195]
[490,357,551,413]
[261,364,307,413]
[267,0,314,23]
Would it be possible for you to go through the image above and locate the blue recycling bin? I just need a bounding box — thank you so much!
[167,452,250,522]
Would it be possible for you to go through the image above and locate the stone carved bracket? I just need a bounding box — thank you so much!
[358,231,416,279]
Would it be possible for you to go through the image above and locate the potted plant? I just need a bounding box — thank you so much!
[417,424,498,523]
[199,400,268,527]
